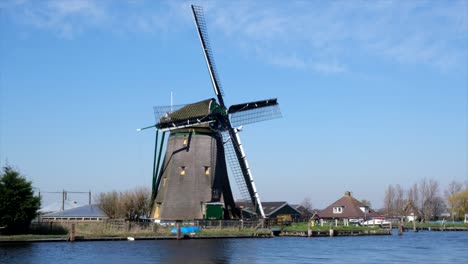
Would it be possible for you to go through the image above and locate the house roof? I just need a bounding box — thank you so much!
[237,201,301,217]
[318,191,372,219]
[39,200,82,214]
[43,204,107,218]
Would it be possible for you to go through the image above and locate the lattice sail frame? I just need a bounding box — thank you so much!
[230,104,282,128]
[222,131,252,203]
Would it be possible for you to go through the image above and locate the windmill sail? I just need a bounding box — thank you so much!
[191,5,275,219]
[222,132,251,202]
[147,5,280,221]
[229,98,282,127]
[192,5,226,107]
[223,127,266,218]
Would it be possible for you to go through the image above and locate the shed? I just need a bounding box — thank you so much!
[237,201,302,221]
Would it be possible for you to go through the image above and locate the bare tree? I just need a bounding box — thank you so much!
[97,191,119,219]
[383,184,406,218]
[383,185,396,217]
[445,181,463,199]
[394,184,406,219]
[419,178,443,221]
[361,199,372,208]
[407,183,419,213]
[97,187,151,220]
[300,197,314,220]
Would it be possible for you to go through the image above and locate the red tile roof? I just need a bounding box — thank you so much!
[317,191,373,219]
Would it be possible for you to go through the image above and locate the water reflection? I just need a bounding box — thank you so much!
[159,240,232,264]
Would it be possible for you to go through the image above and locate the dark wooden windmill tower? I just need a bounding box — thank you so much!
[147,5,281,221]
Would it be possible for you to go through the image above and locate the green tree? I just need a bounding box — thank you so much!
[0,166,41,234]
[448,190,468,221]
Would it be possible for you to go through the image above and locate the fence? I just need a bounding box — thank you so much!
[29,218,268,236]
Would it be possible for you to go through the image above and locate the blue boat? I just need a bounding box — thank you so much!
[170,226,201,234]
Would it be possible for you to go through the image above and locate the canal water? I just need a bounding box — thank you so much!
[1,231,467,263]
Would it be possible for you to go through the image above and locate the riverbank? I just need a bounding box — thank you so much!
[2,222,467,243]
[0,228,273,243]
[0,234,272,243]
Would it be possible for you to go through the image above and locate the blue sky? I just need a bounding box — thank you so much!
[1,0,467,208]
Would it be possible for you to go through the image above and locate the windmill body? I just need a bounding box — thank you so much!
[148,6,281,221]
[152,99,238,220]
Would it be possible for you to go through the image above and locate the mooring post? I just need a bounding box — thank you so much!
[307,220,312,237]
[398,221,403,235]
[176,220,182,240]
[329,223,334,237]
[69,224,76,242]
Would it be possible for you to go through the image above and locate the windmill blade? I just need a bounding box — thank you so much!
[228,98,279,114]
[223,128,265,218]
[229,98,282,127]
[156,118,216,132]
[191,5,226,108]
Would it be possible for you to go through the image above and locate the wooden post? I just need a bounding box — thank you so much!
[329,223,334,237]
[307,220,312,237]
[398,221,403,235]
[62,190,65,211]
[69,224,76,242]
[176,220,182,240]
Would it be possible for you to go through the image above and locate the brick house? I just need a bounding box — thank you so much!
[316,191,378,223]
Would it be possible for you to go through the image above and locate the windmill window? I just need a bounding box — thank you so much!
[163,177,167,186]
[183,135,188,146]
[180,166,186,176]
[204,166,210,176]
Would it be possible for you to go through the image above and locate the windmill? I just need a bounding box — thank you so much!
[146,5,281,220]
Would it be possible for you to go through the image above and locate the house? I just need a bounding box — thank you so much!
[41,204,108,223]
[316,191,378,224]
[403,200,420,222]
[237,201,302,222]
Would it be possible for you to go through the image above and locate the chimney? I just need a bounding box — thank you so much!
[345,191,351,197]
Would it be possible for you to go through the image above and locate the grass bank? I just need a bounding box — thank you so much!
[280,222,383,232]
[0,222,272,242]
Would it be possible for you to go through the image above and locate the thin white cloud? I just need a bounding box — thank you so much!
[207,0,467,74]
[3,0,467,73]
[4,0,108,38]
